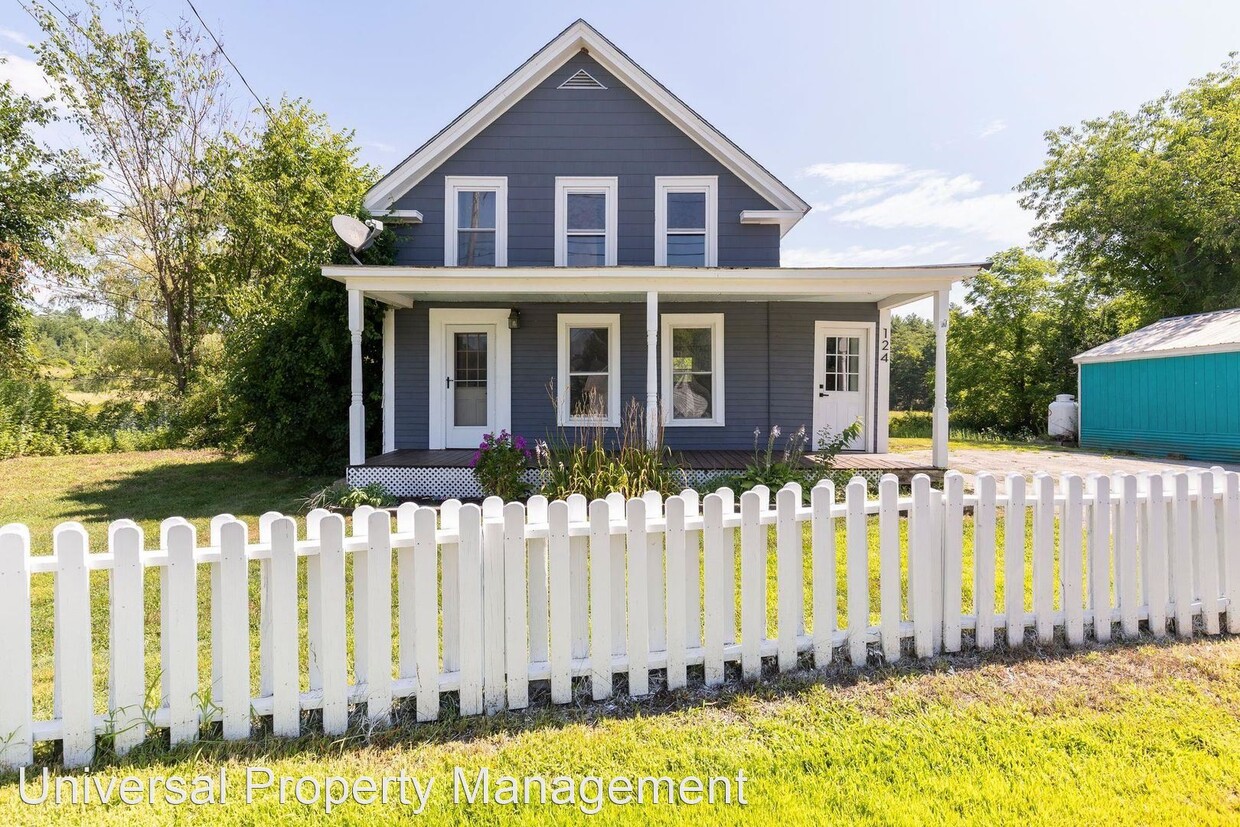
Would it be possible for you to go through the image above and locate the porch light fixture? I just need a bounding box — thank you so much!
[508,308,522,330]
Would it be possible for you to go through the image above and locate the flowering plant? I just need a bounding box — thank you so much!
[470,430,532,500]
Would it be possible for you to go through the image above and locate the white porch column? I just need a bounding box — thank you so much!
[645,290,659,448]
[382,308,395,454]
[348,289,365,466]
[876,306,891,453]
[932,288,950,468]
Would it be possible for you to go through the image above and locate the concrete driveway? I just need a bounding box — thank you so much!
[896,444,1240,490]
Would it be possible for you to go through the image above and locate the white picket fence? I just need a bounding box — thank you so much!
[1,468,1239,770]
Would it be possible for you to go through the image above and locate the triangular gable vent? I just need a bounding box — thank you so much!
[558,68,606,90]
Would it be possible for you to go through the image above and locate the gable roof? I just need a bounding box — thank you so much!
[1074,308,1240,364]
[363,19,811,231]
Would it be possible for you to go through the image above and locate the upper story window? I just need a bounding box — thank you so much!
[655,176,718,267]
[444,176,508,266]
[555,177,618,267]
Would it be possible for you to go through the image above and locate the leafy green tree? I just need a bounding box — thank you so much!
[889,313,933,411]
[1020,58,1240,324]
[0,63,99,369]
[32,0,235,392]
[207,101,388,471]
[948,249,1106,434]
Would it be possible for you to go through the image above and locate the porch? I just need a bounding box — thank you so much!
[323,264,982,494]
[349,447,940,500]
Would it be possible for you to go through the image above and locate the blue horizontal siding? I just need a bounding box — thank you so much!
[393,300,878,451]
[1079,352,1240,462]
[388,52,781,268]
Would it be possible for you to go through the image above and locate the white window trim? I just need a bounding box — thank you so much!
[654,175,718,267]
[444,176,508,266]
[554,176,619,267]
[557,313,621,427]
[661,312,725,427]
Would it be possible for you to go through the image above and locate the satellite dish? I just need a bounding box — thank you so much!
[332,215,384,263]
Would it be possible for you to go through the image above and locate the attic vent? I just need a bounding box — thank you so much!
[558,69,606,90]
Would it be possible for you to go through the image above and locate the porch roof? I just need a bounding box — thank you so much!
[321,262,987,308]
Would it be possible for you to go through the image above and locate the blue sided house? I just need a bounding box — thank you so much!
[324,20,985,497]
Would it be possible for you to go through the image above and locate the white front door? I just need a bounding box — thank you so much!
[813,322,872,451]
[443,324,496,448]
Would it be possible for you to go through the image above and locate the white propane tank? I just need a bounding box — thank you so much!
[1048,394,1078,439]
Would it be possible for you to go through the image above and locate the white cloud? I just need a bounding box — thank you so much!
[979,119,1007,139]
[831,185,893,208]
[0,51,55,98]
[802,161,909,184]
[781,241,965,267]
[364,140,396,153]
[0,28,32,46]
[830,169,1032,244]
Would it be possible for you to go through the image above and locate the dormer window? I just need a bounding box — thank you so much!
[655,176,718,267]
[444,176,508,266]
[555,177,618,266]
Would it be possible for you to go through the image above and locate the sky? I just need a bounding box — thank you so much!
[3,0,1239,308]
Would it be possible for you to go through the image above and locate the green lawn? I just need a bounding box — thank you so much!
[1,450,1238,825]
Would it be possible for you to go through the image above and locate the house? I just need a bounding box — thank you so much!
[324,20,984,497]
[1074,308,1240,462]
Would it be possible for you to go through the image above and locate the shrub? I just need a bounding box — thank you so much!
[537,391,684,501]
[471,430,531,500]
[889,410,933,438]
[301,481,395,511]
[713,421,862,501]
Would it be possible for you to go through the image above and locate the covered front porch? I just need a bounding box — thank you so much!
[324,264,978,493]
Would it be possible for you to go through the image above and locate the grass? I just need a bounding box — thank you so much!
[1,450,1238,824]
[887,410,1079,454]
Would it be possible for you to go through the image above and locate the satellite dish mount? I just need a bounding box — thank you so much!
[331,215,384,264]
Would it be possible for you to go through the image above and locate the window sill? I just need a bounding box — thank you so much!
[664,419,726,428]
[558,417,622,429]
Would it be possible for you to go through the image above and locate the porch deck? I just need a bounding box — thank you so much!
[358,449,938,483]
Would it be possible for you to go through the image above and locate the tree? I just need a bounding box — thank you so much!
[208,100,388,471]
[32,0,236,392]
[947,249,1114,434]
[889,313,933,411]
[0,64,99,369]
[1020,58,1240,325]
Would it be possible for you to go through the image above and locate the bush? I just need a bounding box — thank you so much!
[536,395,684,501]
[889,410,933,438]
[471,430,531,500]
[0,375,175,459]
[713,422,862,501]
[301,481,395,511]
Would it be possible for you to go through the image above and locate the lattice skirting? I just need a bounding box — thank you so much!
[349,465,886,500]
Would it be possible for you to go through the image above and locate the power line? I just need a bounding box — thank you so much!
[183,0,274,122]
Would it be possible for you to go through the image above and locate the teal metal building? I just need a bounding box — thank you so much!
[1074,309,1240,462]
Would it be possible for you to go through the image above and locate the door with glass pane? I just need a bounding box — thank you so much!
[812,323,869,451]
[444,324,495,448]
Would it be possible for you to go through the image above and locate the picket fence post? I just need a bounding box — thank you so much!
[878,474,901,662]
[588,499,613,700]
[974,473,997,650]
[811,479,835,667]
[0,524,33,771]
[703,491,728,686]
[109,520,145,755]
[846,478,869,666]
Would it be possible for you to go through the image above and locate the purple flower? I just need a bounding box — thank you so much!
[469,450,481,468]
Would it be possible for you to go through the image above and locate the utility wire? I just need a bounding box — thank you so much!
[183,0,274,122]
